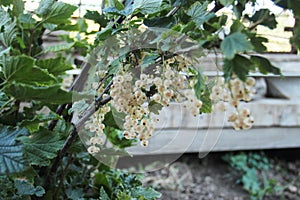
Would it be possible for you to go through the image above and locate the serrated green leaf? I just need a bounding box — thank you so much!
[132,0,162,15]
[44,42,75,52]
[4,83,72,104]
[1,55,56,84]
[36,57,73,76]
[221,32,253,60]
[187,1,215,28]
[251,55,281,75]
[19,129,64,166]
[0,13,16,47]
[223,54,255,81]
[41,2,77,24]
[14,179,45,197]
[0,126,28,174]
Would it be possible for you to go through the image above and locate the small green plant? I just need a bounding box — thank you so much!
[223,152,284,200]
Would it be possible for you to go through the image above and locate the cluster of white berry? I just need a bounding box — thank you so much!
[85,105,110,154]
[108,56,203,147]
[209,76,256,130]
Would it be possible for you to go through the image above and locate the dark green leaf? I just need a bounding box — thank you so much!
[36,57,73,76]
[14,179,45,197]
[0,126,28,174]
[220,0,235,6]
[187,2,215,28]
[144,16,175,28]
[1,55,56,84]
[251,55,281,75]
[223,54,255,81]
[18,128,64,166]
[4,83,72,104]
[221,32,253,60]
[84,10,107,27]
[132,0,162,15]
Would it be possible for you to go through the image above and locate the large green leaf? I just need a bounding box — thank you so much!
[1,55,56,84]
[132,0,162,15]
[0,9,16,47]
[223,54,255,81]
[187,1,215,28]
[221,32,253,60]
[40,1,77,24]
[4,83,72,104]
[0,126,28,174]
[18,129,64,166]
[251,55,281,75]
[14,179,45,197]
[36,57,73,76]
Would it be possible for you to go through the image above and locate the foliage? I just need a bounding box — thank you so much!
[223,152,284,200]
[0,0,299,199]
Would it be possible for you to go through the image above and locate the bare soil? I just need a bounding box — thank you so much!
[142,150,300,200]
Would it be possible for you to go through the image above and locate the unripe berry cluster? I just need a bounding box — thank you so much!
[210,76,256,130]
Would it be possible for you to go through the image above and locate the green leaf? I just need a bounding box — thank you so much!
[246,9,277,29]
[18,13,36,29]
[36,0,55,16]
[220,0,235,6]
[4,83,72,104]
[223,54,255,81]
[18,112,62,132]
[132,0,162,15]
[1,55,56,84]
[41,1,77,24]
[221,32,253,60]
[12,0,24,17]
[187,1,215,28]
[141,53,158,68]
[0,16,16,47]
[194,70,212,113]
[0,126,28,174]
[100,187,111,200]
[84,10,107,27]
[149,101,163,115]
[36,57,73,76]
[131,187,162,199]
[44,42,75,52]
[144,16,175,28]
[14,179,45,197]
[251,55,281,75]
[18,129,64,166]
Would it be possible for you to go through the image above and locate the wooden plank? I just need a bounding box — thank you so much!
[127,127,300,155]
[154,99,300,129]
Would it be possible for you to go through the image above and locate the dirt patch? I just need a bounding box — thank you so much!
[143,151,300,200]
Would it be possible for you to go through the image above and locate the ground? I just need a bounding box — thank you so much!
[142,150,300,200]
